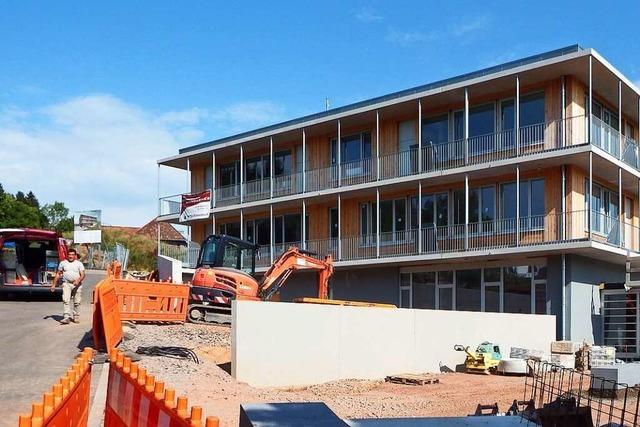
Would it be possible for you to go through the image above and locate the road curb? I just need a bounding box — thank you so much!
[88,361,109,426]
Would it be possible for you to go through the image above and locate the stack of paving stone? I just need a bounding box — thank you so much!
[549,341,581,369]
[589,345,616,368]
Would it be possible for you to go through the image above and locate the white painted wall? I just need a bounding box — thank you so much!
[232,301,556,387]
[157,255,183,284]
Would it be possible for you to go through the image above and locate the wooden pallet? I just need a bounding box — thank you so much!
[385,373,440,386]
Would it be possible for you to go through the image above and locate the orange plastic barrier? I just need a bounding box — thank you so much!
[93,277,124,352]
[18,348,94,427]
[113,279,189,323]
[105,349,219,427]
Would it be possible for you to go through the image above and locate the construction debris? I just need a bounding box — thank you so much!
[385,374,440,386]
[135,346,200,363]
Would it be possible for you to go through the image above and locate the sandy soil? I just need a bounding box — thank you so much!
[120,323,527,427]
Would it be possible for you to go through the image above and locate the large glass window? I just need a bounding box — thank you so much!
[219,222,240,238]
[500,179,545,225]
[331,132,372,165]
[245,155,270,182]
[412,272,436,309]
[503,266,531,314]
[220,162,239,187]
[205,165,213,190]
[456,269,481,311]
[329,208,338,239]
[520,92,545,127]
[359,202,377,244]
[585,181,619,238]
[453,186,494,225]
[245,218,270,246]
[274,150,291,176]
[380,199,407,234]
[422,114,449,145]
[273,214,303,245]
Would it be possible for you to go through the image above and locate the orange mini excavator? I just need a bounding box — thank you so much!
[187,234,334,324]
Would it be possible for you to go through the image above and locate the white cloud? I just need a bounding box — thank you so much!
[450,15,491,37]
[355,7,383,23]
[385,29,438,45]
[0,95,285,227]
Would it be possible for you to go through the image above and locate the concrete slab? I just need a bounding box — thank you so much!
[239,402,349,427]
[591,363,640,390]
[346,417,526,426]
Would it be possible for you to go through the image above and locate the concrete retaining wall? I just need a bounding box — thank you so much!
[232,300,556,387]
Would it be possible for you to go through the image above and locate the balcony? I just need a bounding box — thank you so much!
[160,114,639,218]
[158,241,201,268]
[251,211,638,269]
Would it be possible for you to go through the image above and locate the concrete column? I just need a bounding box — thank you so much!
[618,81,623,160]
[376,188,380,258]
[516,76,520,156]
[418,100,422,173]
[561,165,566,240]
[516,165,520,246]
[157,164,161,250]
[464,174,469,250]
[587,55,593,144]
[338,194,342,260]
[589,152,593,239]
[376,110,380,180]
[302,129,306,192]
[270,137,274,198]
[337,120,342,187]
[418,182,422,253]
[270,204,274,264]
[464,88,469,165]
[561,76,566,147]
[240,145,244,203]
[186,158,191,193]
[302,199,306,250]
[619,168,623,247]
[211,151,216,208]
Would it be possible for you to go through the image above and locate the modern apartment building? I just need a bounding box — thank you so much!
[157,45,640,356]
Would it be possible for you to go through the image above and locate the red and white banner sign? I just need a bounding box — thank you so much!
[180,190,211,222]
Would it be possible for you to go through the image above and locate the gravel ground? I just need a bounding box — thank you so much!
[121,323,527,427]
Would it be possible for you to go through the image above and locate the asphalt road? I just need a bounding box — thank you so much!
[0,270,104,424]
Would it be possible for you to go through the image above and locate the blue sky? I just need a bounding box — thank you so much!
[1,1,639,226]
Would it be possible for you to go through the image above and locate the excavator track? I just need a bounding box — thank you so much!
[187,303,232,325]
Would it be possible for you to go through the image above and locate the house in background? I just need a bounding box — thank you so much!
[156,45,640,356]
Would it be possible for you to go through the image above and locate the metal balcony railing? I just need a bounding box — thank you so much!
[158,241,200,268]
[160,115,640,216]
[158,194,182,216]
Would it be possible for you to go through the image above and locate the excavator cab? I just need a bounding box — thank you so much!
[197,234,258,276]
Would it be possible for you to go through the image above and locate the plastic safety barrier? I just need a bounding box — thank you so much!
[105,349,219,427]
[93,277,124,352]
[113,279,189,323]
[18,348,94,427]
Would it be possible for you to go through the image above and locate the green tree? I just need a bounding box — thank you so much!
[41,201,73,233]
[0,193,42,228]
[25,191,40,209]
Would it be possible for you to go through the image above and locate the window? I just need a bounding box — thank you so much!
[401,264,546,314]
[274,214,303,245]
[331,132,372,165]
[452,186,495,231]
[274,150,292,176]
[422,114,449,145]
[359,202,377,244]
[503,266,532,314]
[220,162,239,187]
[219,222,240,238]
[412,272,436,309]
[329,208,338,239]
[245,155,270,182]
[500,179,545,228]
[380,198,408,241]
[585,180,619,238]
[456,269,481,311]
[245,218,270,246]
[520,92,545,146]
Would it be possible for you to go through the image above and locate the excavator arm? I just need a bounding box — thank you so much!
[258,247,334,301]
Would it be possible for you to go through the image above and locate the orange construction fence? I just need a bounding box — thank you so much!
[18,348,94,427]
[105,349,219,427]
[113,279,189,323]
[93,277,124,352]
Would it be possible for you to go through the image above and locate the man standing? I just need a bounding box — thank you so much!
[50,248,85,325]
